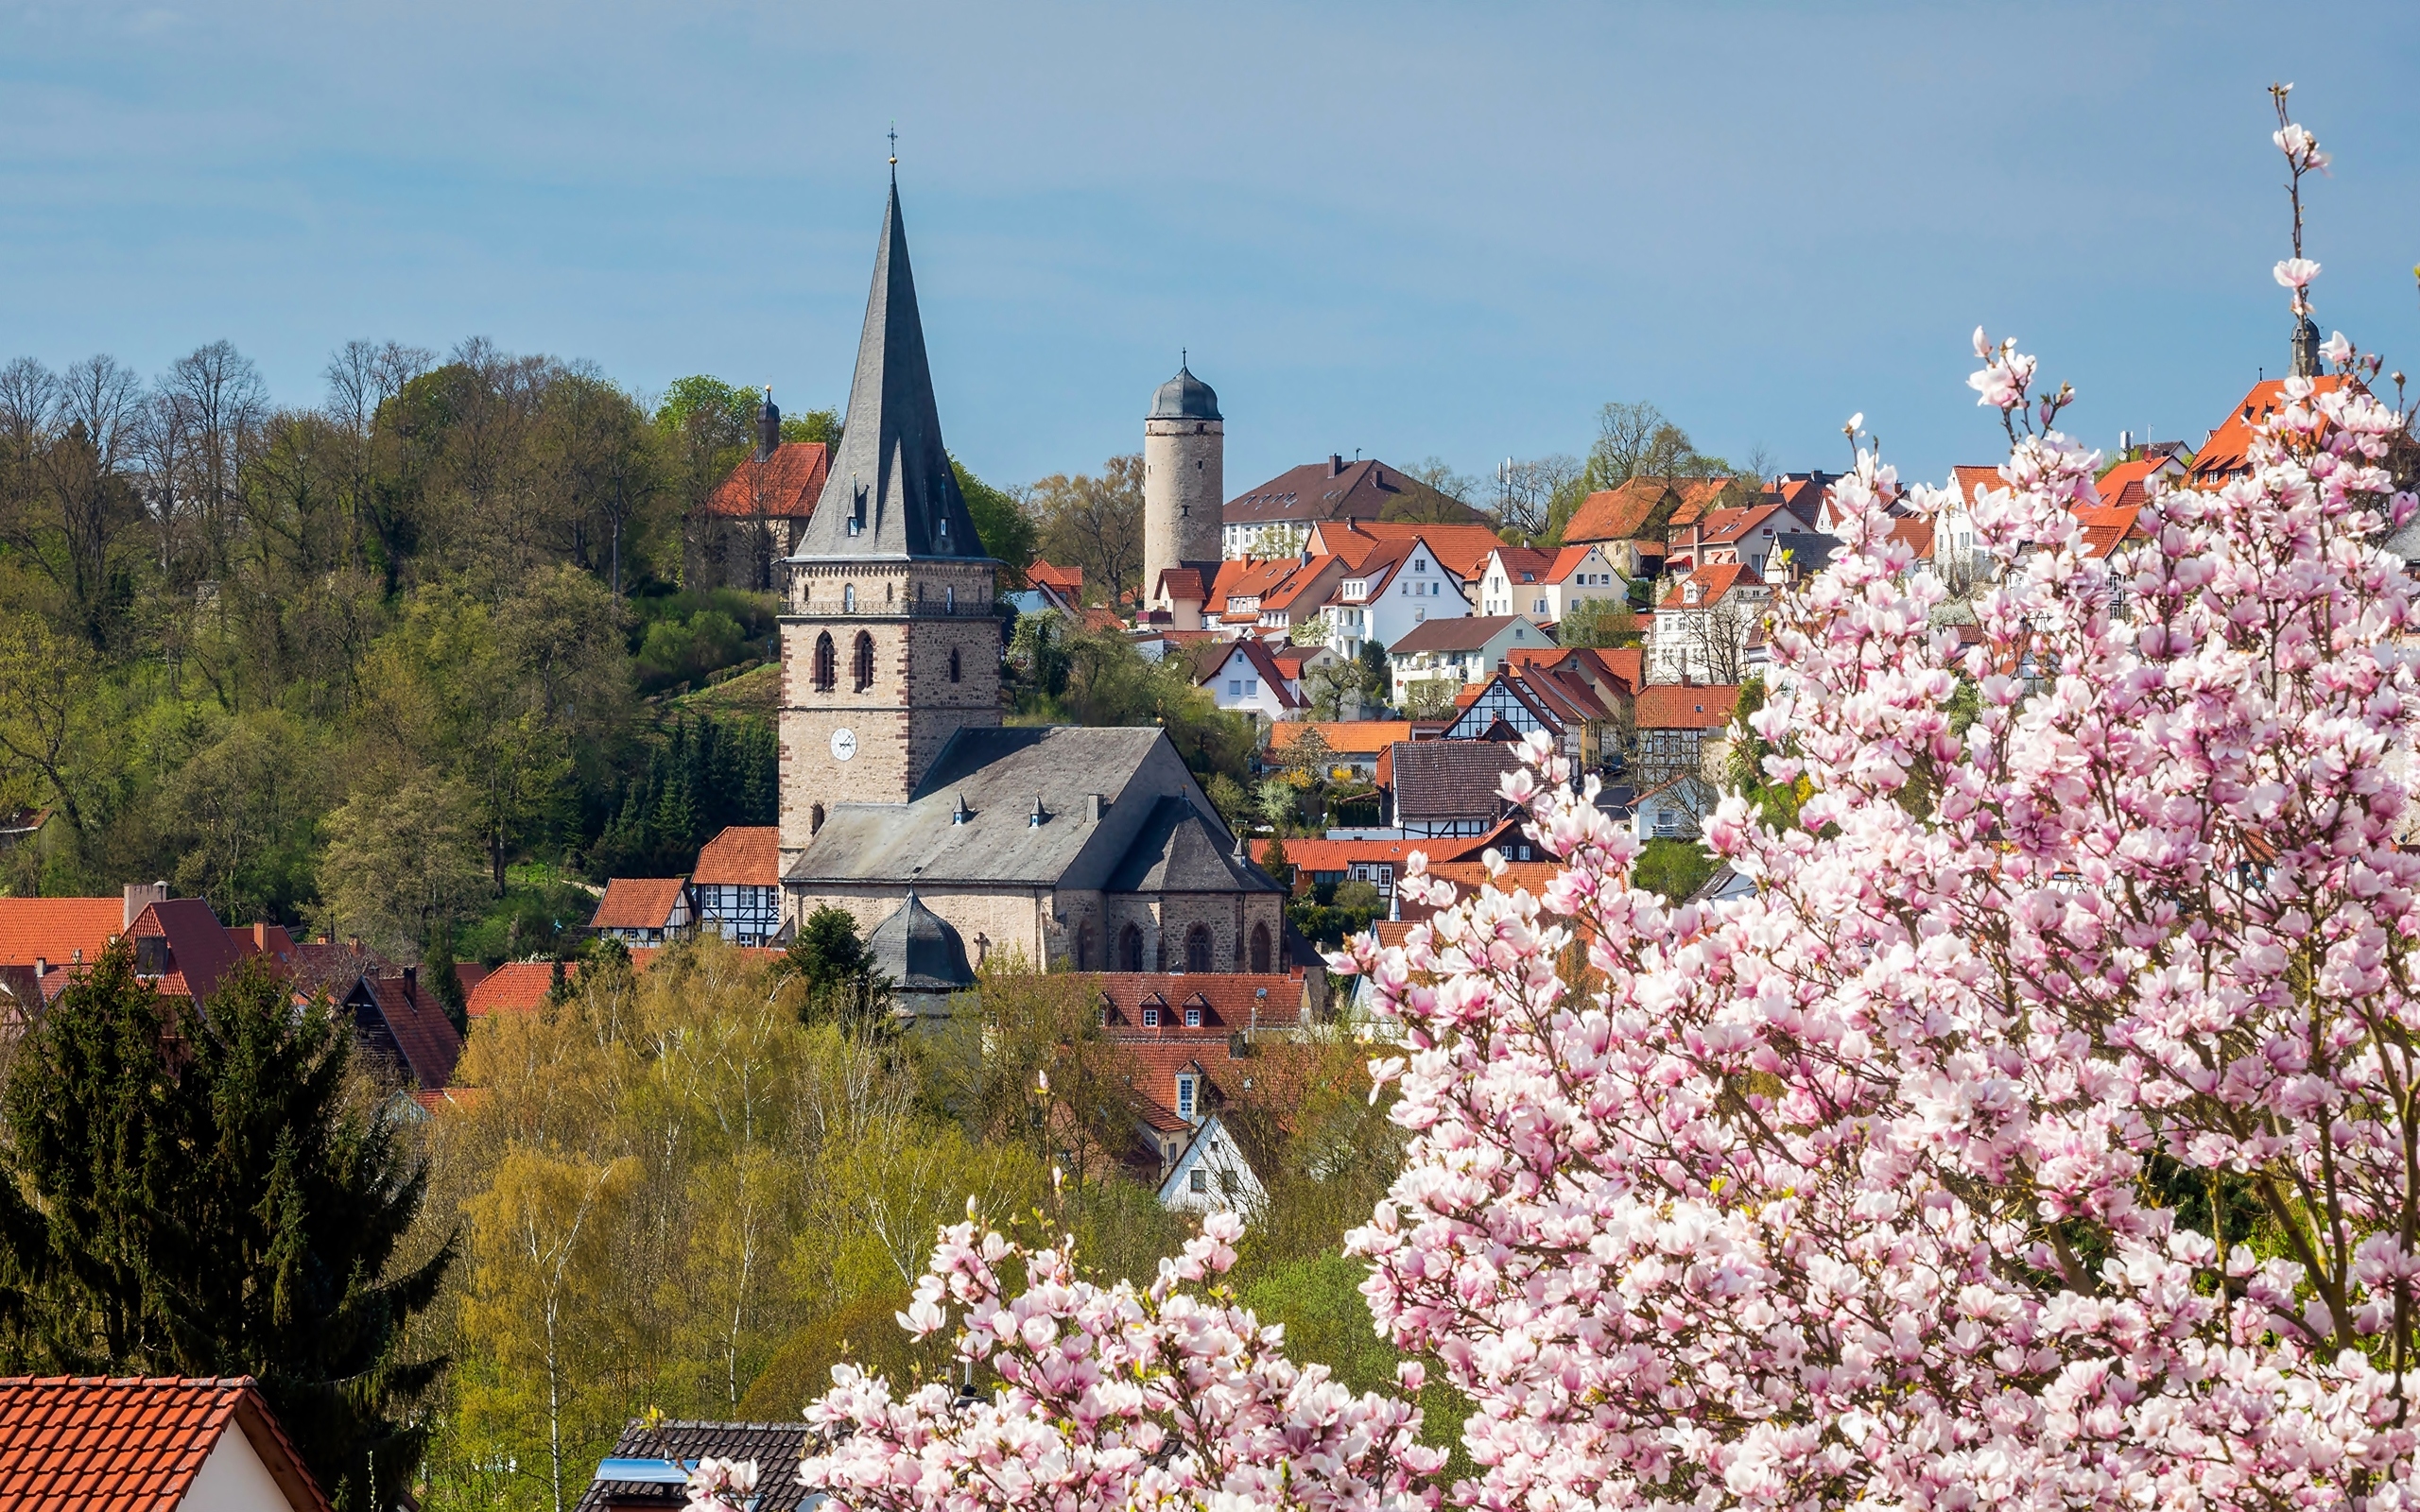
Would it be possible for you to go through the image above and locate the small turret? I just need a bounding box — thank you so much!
[757,387,781,462]
[2291,315,2323,379]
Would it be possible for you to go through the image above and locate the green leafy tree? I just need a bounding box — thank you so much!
[1557,596,1640,649]
[1633,837,1718,902]
[318,765,490,956]
[0,946,452,1511]
[953,458,1035,576]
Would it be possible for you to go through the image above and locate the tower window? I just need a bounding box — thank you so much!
[949,646,961,682]
[810,803,825,833]
[945,585,955,611]
[843,583,856,611]
[813,632,836,692]
[853,631,875,691]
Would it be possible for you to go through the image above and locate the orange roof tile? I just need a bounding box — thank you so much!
[1306,521,1508,580]
[1092,973,1306,1034]
[1950,464,2004,505]
[1265,721,1414,756]
[0,899,124,969]
[1564,481,1668,544]
[466,961,566,1017]
[2188,374,2359,485]
[698,442,830,519]
[1634,684,1741,730]
[126,899,244,1004]
[1655,562,1764,610]
[694,825,780,887]
[1025,559,1083,593]
[590,877,690,932]
[0,1375,331,1512]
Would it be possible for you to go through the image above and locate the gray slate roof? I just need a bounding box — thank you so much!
[1388,739,1526,824]
[867,890,977,991]
[1105,796,1276,893]
[576,1419,817,1512]
[791,180,989,564]
[1150,364,1221,421]
[788,726,1264,893]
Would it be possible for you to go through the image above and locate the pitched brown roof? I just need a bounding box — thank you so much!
[693,826,780,888]
[368,971,463,1090]
[1223,460,1486,530]
[0,1375,331,1512]
[1092,973,1307,1034]
[698,441,830,519]
[591,878,690,932]
[1564,481,1668,545]
[1634,684,1741,730]
[1656,563,1764,610]
[126,899,244,1004]
[1383,740,1528,824]
[1387,613,1549,656]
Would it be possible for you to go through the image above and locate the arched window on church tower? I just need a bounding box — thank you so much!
[853,631,875,691]
[1184,925,1213,974]
[1249,922,1271,974]
[813,632,836,692]
[949,646,961,683]
[1119,925,1144,973]
[843,583,856,611]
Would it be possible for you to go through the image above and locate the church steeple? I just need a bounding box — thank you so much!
[796,180,989,561]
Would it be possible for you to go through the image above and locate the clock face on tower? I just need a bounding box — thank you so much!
[830,728,857,762]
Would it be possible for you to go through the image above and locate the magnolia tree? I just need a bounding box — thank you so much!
[699,96,2420,1512]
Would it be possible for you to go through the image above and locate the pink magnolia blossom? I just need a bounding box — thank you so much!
[798,1210,1443,1512]
[1329,330,2420,1511]
[686,1456,760,1512]
[2275,255,2323,290]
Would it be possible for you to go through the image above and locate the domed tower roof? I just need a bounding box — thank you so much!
[865,888,977,994]
[1150,362,1221,422]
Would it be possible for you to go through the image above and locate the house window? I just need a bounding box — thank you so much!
[1177,1074,1197,1119]
[1143,1005,1161,1027]
[1228,679,1242,696]
[1184,1006,1202,1027]
[1244,679,1258,696]
[854,631,875,690]
[1189,1168,1207,1193]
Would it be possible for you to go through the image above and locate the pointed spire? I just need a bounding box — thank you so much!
[795,178,989,561]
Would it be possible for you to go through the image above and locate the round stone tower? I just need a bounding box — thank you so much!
[1143,360,1224,600]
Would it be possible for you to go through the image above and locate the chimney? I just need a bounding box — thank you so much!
[32,956,44,977]
[123,882,167,931]
[253,922,270,951]
[404,965,418,990]
[1085,794,1104,822]
[1327,454,1343,477]
[756,387,781,462]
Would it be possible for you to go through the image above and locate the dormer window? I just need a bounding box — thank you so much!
[1184,1006,1202,1027]
[1176,1074,1198,1121]
[1143,1005,1161,1027]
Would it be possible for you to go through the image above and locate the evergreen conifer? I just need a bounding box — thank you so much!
[0,944,452,1510]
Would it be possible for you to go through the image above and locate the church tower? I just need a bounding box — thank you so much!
[778,177,1001,874]
[1142,360,1223,598]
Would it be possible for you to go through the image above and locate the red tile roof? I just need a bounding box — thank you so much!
[1092,973,1307,1034]
[693,825,780,888]
[590,878,690,932]
[698,441,830,519]
[1563,481,1668,545]
[1304,521,1508,580]
[1196,639,1305,709]
[0,899,124,970]
[1482,546,1555,585]
[1506,644,1644,696]
[1251,834,1488,874]
[0,1375,331,1512]
[1634,684,1742,730]
[1224,461,1490,533]
[1025,559,1083,593]
[1265,720,1415,757]
[1950,465,2004,505]
[466,961,567,1017]
[2073,504,2146,559]
[1655,562,1764,610]
[1884,517,1935,560]
[1542,544,1610,583]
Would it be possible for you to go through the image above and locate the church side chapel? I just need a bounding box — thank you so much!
[776,173,1286,982]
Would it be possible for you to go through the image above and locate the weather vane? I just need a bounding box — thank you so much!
[889,123,898,170]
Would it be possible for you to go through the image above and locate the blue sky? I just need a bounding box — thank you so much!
[4,1,2417,495]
